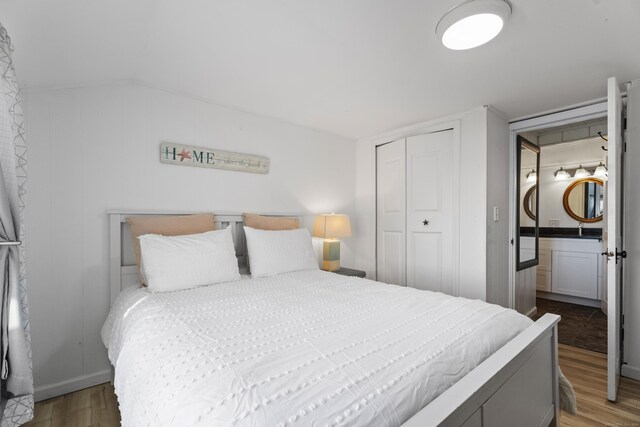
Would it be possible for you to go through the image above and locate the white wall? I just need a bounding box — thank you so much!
[355,107,505,301]
[23,82,356,399]
[520,138,606,229]
[486,109,510,308]
[623,79,640,381]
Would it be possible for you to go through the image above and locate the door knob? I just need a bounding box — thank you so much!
[602,250,627,263]
[423,220,429,226]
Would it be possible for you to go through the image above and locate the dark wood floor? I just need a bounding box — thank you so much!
[24,345,640,426]
[535,298,607,354]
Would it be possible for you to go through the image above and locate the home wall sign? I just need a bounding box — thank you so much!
[160,142,270,174]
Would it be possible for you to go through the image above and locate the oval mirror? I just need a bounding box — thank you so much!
[563,178,604,222]
[523,185,537,221]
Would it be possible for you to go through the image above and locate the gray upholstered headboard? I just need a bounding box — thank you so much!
[108,212,302,304]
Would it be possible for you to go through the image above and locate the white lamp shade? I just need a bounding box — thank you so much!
[526,169,537,183]
[594,162,608,178]
[555,167,570,181]
[313,214,351,239]
[574,165,590,178]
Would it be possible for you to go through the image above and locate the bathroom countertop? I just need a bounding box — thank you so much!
[520,227,603,241]
[540,234,602,240]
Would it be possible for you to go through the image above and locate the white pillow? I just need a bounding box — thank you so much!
[139,227,240,292]
[244,227,319,277]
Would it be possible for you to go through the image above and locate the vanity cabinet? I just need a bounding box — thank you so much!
[523,237,603,303]
[535,249,552,292]
[551,250,599,299]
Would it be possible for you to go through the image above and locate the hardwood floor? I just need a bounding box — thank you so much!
[24,345,640,426]
[558,344,640,426]
[23,382,120,427]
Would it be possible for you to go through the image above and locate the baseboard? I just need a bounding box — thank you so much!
[537,291,601,308]
[525,306,537,318]
[622,364,640,381]
[34,369,113,402]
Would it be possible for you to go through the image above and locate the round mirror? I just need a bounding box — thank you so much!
[563,178,604,222]
[523,185,536,220]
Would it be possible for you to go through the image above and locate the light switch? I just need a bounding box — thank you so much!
[493,206,499,222]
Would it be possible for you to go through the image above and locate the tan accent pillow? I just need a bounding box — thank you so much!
[127,214,216,271]
[242,213,299,230]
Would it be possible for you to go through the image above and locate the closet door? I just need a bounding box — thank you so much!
[406,130,454,293]
[376,139,406,286]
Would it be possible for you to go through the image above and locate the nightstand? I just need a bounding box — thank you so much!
[332,267,366,278]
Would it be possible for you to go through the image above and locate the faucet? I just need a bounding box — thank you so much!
[578,222,583,236]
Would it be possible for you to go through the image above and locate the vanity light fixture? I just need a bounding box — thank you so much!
[555,167,571,181]
[435,0,512,50]
[574,165,590,179]
[526,169,537,183]
[594,162,608,178]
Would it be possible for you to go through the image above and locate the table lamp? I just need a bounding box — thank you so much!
[313,213,351,271]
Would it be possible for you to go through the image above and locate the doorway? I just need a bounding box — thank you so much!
[525,124,607,296]
[510,103,609,314]
[509,78,627,402]
[516,116,609,354]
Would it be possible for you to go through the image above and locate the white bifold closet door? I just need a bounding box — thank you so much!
[376,130,454,293]
[376,138,406,286]
[406,131,454,293]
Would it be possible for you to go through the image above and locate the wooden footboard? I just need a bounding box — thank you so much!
[403,313,560,427]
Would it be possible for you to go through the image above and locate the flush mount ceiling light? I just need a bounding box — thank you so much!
[436,0,512,50]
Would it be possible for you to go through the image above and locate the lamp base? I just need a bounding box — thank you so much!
[322,239,341,272]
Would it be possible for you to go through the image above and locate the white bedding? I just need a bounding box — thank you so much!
[102,270,532,426]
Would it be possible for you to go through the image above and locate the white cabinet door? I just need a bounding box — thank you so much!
[551,251,598,299]
[536,249,552,292]
[536,271,551,292]
[406,130,454,294]
[376,139,406,286]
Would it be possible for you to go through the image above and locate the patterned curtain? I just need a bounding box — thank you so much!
[0,23,33,426]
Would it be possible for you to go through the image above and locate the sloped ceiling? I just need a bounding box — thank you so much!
[1,0,639,138]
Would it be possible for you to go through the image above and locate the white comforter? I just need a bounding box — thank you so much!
[102,270,532,426]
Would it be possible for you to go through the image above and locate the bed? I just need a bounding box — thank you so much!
[104,212,561,427]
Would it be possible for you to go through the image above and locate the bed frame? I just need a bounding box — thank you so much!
[108,211,561,427]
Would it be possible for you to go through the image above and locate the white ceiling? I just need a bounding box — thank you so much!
[1,0,639,139]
